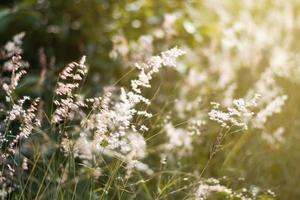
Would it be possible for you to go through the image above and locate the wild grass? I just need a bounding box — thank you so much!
[1,1,300,199]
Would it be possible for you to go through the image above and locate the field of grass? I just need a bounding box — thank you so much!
[1,0,300,199]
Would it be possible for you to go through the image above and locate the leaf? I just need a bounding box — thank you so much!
[0,8,13,33]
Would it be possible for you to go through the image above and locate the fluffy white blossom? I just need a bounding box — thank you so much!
[208,94,260,129]
[195,182,232,200]
[52,56,88,123]
[61,47,185,176]
[165,123,193,154]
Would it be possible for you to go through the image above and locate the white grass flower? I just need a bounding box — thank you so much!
[208,94,260,130]
[195,182,232,200]
[165,123,193,153]
[61,47,185,177]
[52,56,88,123]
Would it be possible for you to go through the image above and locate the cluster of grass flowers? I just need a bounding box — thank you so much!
[0,31,280,200]
[3,1,300,199]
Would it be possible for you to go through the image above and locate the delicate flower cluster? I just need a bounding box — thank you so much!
[6,96,29,121]
[3,32,25,58]
[180,0,294,137]
[61,47,185,175]
[0,34,40,198]
[105,47,185,154]
[129,35,154,63]
[2,53,27,102]
[195,182,232,200]
[208,94,260,130]
[3,97,40,151]
[195,179,259,200]
[165,123,193,154]
[245,66,289,129]
[120,132,146,158]
[19,98,40,138]
[2,99,40,158]
[52,56,88,123]
[132,47,186,94]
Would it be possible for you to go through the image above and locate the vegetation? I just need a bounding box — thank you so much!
[1,0,300,199]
